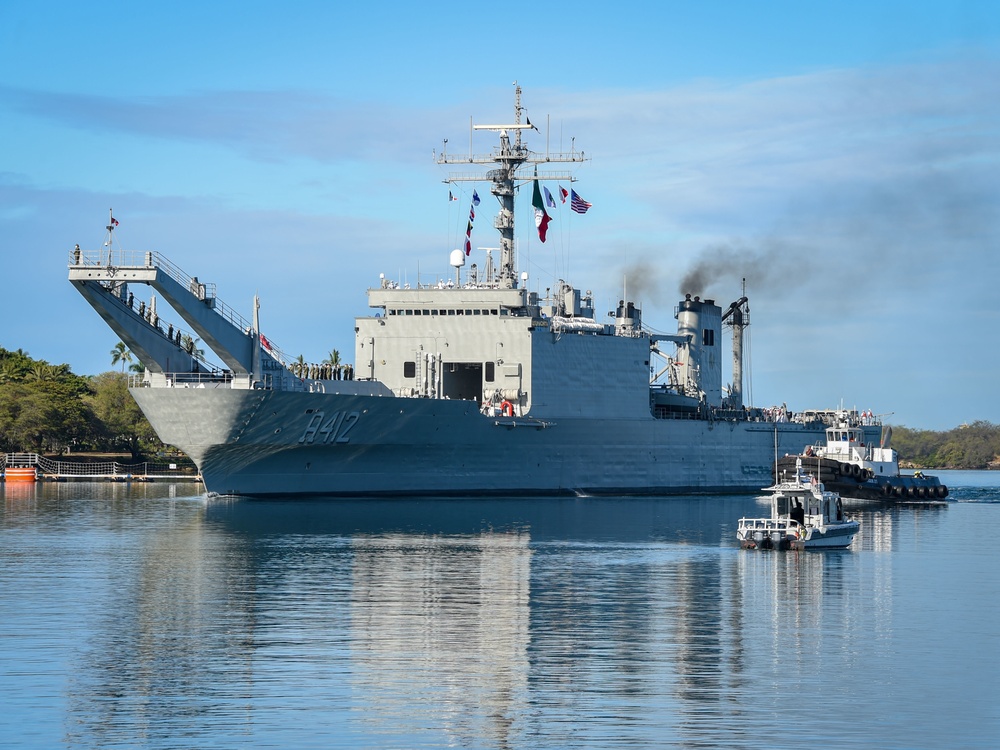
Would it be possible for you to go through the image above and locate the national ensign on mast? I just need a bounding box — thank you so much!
[437,82,586,288]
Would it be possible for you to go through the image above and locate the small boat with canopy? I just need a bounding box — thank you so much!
[738,457,860,550]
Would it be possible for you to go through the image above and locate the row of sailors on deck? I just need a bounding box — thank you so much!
[289,362,355,381]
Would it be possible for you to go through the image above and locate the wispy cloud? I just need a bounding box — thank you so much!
[2,86,453,164]
[533,56,1000,303]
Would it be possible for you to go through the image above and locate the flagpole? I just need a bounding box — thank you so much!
[107,207,114,266]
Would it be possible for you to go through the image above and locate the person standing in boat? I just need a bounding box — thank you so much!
[791,501,805,526]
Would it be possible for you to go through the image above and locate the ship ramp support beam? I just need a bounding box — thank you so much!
[68,267,208,375]
[69,249,259,374]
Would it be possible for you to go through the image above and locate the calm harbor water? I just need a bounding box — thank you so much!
[1,471,998,749]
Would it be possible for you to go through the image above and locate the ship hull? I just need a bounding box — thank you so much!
[131,387,862,498]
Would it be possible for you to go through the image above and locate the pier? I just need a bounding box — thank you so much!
[1,452,201,483]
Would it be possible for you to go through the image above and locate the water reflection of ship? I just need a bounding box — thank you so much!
[349,531,531,746]
[62,494,245,746]
[50,492,953,746]
[204,496,762,743]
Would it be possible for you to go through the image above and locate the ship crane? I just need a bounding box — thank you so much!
[437,82,586,288]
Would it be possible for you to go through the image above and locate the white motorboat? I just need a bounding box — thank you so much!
[738,458,860,550]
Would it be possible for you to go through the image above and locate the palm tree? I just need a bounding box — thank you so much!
[110,341,133,372]
[0,360,23,384]
[28,363,54,381]
[180,334,205,360]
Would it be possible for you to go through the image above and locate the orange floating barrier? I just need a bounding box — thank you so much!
[4,467,37,483]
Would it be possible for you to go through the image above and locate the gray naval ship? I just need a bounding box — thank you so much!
[68,86,880,497]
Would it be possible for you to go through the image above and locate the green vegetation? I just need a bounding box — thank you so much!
[0,346,165,460]
[891,421,1000,470]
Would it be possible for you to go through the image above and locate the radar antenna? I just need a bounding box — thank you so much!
[437,83,585,288]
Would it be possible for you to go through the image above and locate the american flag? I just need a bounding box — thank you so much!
[570,190,592,214]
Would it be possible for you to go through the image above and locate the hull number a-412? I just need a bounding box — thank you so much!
[298,411,361,445]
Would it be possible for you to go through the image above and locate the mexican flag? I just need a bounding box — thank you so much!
[531,172,551,243]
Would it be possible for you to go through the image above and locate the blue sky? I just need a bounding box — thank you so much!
[2,1,998,430]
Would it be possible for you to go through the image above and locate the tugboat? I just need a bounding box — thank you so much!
[774,416,948,501]
[738,458,860,550]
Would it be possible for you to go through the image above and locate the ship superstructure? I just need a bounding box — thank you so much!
[68,87,880,497]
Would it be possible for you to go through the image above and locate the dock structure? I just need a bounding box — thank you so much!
[2,453,201,483]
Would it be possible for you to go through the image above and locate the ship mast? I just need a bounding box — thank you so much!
[437,83,585,288]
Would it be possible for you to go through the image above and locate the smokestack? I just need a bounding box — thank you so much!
[722,295,749,408]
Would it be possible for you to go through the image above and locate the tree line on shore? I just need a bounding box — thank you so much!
[891,421,1000,470]
[0,346,161,460]
[2,345,999,469]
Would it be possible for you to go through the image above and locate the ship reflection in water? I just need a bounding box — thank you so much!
[1,483,994,749]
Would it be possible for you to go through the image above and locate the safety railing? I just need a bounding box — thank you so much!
[71,246,287,366]
[3,452,200,479]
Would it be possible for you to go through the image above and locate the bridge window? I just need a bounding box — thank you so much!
[403,361,415,378]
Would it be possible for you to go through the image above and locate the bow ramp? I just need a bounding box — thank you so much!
[68,247,278,376]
